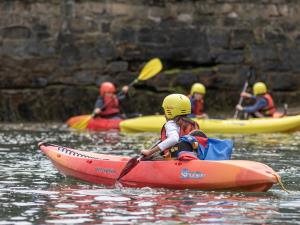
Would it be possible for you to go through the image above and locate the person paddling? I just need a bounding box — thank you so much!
[189,83,208,118]
[93,82,129,119]
[141,94,199,160]
[236,82,277,118]
[117,94,232,181]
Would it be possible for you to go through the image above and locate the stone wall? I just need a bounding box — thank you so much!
[0,0,300,121]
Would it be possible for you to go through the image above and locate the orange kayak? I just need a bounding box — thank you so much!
[66,115,122,131]
[39,143,279,192]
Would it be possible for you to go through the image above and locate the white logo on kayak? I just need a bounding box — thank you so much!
[181,168,205,179]
[96,167,116,174]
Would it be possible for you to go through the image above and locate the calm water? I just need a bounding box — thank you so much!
[0,123,299,224]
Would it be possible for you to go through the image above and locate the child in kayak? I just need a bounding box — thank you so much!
[189,83,208,118]
[93,82,128,119]
[140,93,233,161]
[236,82,281,118]
[141,93,199,160]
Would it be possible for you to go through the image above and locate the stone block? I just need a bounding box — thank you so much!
[250,44,278,63]
[171,29,208,48]
[261,60,290,72]
[137,27,168,44]
[265,31,288,44]
[107,61,128,73]
[113,27,136,44]
[96,39,118,60]
[177,13,193,23]
[281,47,300,72]
[59,44,81,65]
[231,29,255,49]
[207,28,229,49]
[1,26,31,39]
[216,50,244,64]
[267,72,299,91]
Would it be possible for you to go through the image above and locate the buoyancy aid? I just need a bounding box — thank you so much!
[100,95,120,116]
[259,93,276,117]
[160,117,200,158]
[169,130,208,159]
[160,117,199,141]
[190,96,204,115]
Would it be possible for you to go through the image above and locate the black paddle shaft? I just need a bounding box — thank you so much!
[116,140,161,181]
[233,67,255,119]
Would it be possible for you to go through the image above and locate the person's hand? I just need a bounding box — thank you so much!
[140,149,152,157]
[241,92,251,98]
[94,108,101,115]
[122,85,129,93]
[236,104,243,111]
[196,113,208,119]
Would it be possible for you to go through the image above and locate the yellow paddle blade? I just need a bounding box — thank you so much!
[71,115,93,130]
[137,58,163,81]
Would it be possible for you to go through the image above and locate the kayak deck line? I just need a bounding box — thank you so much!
[39,143,281,192]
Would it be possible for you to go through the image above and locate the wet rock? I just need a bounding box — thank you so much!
[265,31,288,44]
[107,61,128,73]
[1,26,31,39]
[281,47,300,72]
[250,44,278,63]
[231,29,255,49]
[267,73,299,92]
[207,28,230,49]
[216,50,244,64]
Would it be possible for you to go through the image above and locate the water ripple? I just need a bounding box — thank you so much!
[0,123,299,224]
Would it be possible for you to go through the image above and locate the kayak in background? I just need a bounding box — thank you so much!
[39,142,280,192]
[66,115,122,131]
[120,115,300,134]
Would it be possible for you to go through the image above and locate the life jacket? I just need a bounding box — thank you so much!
[160,117,200,158]
[189,96,204,116]
[99,95,120,116]
[258,93,276,117]
[160,117,199,141]
[170,131,208,159]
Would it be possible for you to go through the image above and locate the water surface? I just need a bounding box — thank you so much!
[0,123,299,224]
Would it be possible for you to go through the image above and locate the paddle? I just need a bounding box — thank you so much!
[116,140,161,181]
[233,67,254,119]
[70,58,163,130]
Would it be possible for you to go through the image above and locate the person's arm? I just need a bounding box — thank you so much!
[241,92,256,100]
[117,86,129,101]
[93,96,104,115]
[242,98,267,113]
[141,121,179,156]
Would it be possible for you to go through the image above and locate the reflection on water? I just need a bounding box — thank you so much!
[0,123,299,224]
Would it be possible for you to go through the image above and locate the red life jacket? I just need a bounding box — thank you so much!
[259,93,276,117]
[189,96,204,115]
[160,117,200,141]
[160,117,199,158]
[99,95,120,116]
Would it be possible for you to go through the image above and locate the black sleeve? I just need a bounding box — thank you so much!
[117,92,129,101]
[94,96,104,109]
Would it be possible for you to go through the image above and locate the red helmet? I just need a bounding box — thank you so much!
[99,82,116,96]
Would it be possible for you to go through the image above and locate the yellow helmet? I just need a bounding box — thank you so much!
[162,94,191,119]
[190,83,206,95]
[253,82,267,96]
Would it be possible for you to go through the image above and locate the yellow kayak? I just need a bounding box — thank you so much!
[120,115,300,134]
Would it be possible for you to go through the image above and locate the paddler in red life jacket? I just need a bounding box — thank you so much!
[236,82,277,118]
[93,82,128,119]
[189,83,208,118]
[140,94,199,160]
